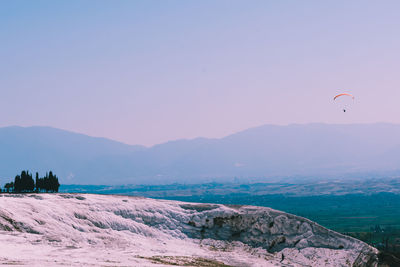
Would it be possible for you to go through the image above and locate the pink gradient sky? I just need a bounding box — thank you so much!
[1,1,400,146]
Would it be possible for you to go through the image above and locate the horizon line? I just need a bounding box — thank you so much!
[0,121,398,147]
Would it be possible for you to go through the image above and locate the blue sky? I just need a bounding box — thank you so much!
[1,1,400,146]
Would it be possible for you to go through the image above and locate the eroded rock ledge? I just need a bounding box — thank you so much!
[0,194,381,266]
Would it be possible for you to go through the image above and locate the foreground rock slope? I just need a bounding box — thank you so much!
[0,193,379,266]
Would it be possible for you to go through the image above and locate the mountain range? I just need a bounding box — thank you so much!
[1,123,400,185]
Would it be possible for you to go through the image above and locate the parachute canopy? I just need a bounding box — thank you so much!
[333,93,354,100]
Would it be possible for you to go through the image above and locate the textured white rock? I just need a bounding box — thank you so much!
[0,193,378,266]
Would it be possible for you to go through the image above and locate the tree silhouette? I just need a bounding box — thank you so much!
[35,172,39,193]
[13,171,34,192]
[4,182,14,193]
[3,170,60,193]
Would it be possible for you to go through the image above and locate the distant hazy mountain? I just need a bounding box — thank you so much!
[0,126,145,185]
[1,123,400,185]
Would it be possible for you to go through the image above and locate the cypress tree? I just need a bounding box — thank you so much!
[28,171,34,192]
[35,172,39,192]
[14,175,21,193]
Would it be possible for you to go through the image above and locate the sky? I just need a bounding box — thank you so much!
[1,0,400,146]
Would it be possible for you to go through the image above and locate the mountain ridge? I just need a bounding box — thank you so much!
[1,123,400,184]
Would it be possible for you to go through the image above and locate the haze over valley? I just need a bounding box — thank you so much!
[2,123,400,185]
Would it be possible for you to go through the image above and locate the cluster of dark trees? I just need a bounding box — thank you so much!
[2,170,60,193]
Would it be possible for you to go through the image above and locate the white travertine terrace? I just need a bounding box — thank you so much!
[0,194,378,266]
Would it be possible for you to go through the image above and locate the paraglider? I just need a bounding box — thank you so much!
[333,93,354,112]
